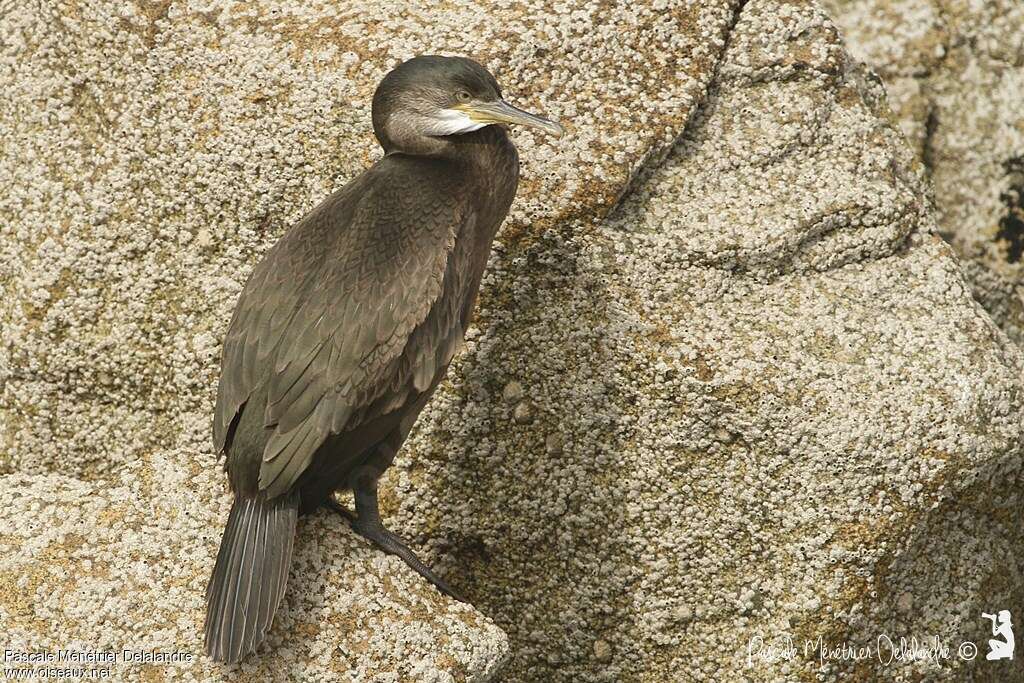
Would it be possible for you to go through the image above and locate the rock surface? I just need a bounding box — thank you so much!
[0,0,737,680]
[386,1,1024,681]
[2,0,1022,681]
[824,0,1024,345]
[0,463,508,682]
[0,0,737,478]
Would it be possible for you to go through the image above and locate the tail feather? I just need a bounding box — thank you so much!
[204,493,298,663]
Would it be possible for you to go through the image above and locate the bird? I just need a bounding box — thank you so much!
[203,54,564,664]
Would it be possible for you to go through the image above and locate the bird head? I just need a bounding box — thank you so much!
[372,55,564,156]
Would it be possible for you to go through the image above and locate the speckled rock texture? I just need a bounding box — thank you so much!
[0,0,737,478]
[0,0,739,680]
[3,0,1022,681]
[823,0,1024,346]
[0,464,509,682]
[388,1,1024,681]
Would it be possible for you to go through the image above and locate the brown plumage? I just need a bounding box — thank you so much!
[204,55,563,664]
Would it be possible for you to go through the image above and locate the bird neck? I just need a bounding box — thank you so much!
[440,125,518,181]
[384,125,516,175]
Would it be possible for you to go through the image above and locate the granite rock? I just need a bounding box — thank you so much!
[386,1,1024,680]
[0,0,738,679]
[0,462,508,682]
[2,0,1022,681]
[824,0,1024,345]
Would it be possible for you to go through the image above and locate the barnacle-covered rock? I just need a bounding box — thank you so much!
[824,0,1024,345]
[2,0,1021,681]
[389,1,1024,680]
[0,0,738,680]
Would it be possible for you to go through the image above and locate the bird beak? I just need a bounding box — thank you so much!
[455,100,565,138]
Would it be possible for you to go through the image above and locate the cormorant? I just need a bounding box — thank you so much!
[204,55,564,664]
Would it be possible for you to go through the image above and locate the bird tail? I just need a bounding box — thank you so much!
[204,492,299,663]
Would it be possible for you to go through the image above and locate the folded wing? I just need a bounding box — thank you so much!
[213,163,468,498]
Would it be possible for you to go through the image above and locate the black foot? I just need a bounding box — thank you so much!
[351,518,464,602]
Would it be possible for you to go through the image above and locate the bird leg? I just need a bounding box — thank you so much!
[330,465,462,601]
[322,496,356,523]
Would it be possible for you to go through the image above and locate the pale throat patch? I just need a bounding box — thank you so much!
[423,108,488,136]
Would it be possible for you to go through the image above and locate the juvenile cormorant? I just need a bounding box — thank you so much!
[204,55,564,664]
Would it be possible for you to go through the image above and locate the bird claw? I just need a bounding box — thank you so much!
[350,518,465,602]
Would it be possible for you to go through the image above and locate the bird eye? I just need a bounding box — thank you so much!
[457,91,471,102]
